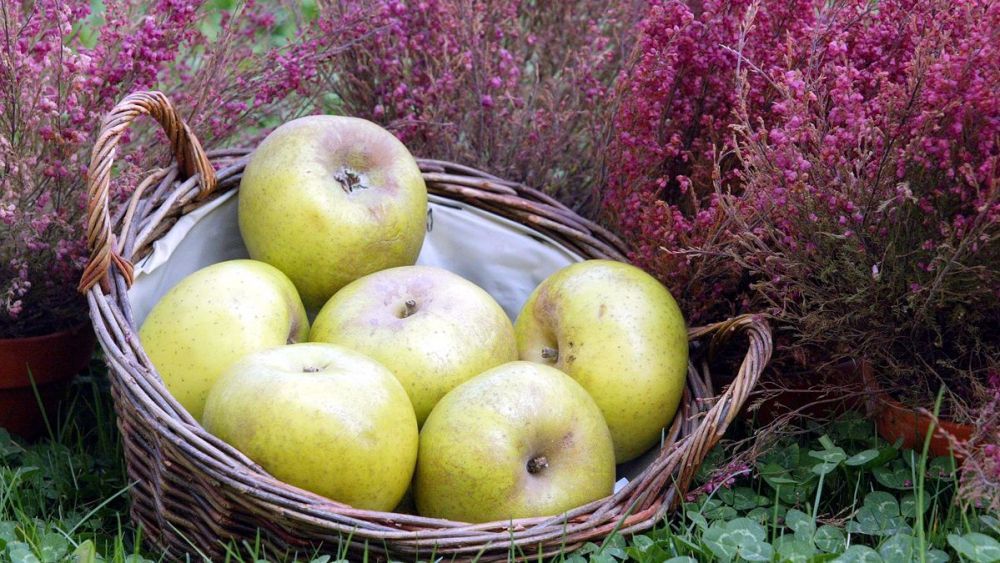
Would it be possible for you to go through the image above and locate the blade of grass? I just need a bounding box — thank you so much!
[915,388,945,563]
[27,369,56,442]
[597,495,642,555]
[63,482,134,537]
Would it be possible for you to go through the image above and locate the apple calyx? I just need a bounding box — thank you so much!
[526,455,549,474]
[334,168,369,194]
[399,299,418,319]
[540,347,559,362]
[302,366,321,373]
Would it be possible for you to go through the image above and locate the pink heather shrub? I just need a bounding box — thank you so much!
[684,460,751,502]
[314,0,643,208]
[606,0,997,418]
[953,371,1000,511]
[0,1,351,337]
[603,0,817,321]
[721,0,998,410]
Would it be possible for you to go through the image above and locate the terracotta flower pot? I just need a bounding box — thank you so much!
[0,324,96,440]
[860,361,974,460]
[749,359,973,459]
[874,393,974,460]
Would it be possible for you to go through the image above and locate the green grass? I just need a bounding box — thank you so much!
[2,363,998,562]
[0,363,148,562]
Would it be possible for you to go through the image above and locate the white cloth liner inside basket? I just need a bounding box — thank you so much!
[127,192,582,324]
[126,190,640,492]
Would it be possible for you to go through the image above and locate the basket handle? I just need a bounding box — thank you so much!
[78,91,217,294]
[672,313,772,496]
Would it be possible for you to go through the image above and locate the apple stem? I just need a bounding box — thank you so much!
[540,347,559,361]
[401,299,418,318]
[527,456,549,474]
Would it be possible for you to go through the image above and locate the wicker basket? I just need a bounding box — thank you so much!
[79,91,772,561]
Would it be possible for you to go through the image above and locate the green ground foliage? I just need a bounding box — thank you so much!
[2,369,997,562]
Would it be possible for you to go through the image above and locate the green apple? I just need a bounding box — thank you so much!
[138,259,308,420]
[414,361,615,523]
[309,265,517,425]
[238,115,428,310]
[202,343,418,511]
[514,259,688,463]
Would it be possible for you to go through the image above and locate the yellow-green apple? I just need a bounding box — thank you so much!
[414,361,615,522]
[309,265,517,425]
[238,115,428,310]
[514,259,688,463]
[138,259,308,420]
[202,343,418,511]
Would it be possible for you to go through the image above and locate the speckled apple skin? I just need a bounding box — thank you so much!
[238,115,428,310]
[514,259,689,463]
[414,361,615,523]
[138,259,308,421]
[309,265,517,426]
[202,343,419,512]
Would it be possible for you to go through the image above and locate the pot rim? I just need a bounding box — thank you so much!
[0,322,96,389]
[0,322,93,346]
[859,359,975,430]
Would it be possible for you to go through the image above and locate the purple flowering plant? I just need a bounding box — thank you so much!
[603,0,818,322]
[0,0,350,338]
[952,371,1000,511]
[603,0,998,420]
[314,0,643,209]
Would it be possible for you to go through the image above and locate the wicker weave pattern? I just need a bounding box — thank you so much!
[80,91,217,294]
[81,91,772,561]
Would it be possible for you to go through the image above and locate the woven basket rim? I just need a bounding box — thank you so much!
[80,91,772,560]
